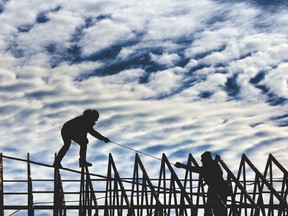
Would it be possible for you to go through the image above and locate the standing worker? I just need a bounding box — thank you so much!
[175,151,230,216]
[53,109,110,168]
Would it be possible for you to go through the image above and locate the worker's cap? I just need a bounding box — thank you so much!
[201,151,212,161]
[83,109,99,119]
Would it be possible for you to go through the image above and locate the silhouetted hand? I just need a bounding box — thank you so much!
[103,137,111,143]
[174,162,183,168]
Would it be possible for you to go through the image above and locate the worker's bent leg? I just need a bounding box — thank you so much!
[53,127,71,167]
[74,137,91,167]
[75,137,88,160]
[54,142,71,167]
[79,143,87,160]
[53,129,72,167]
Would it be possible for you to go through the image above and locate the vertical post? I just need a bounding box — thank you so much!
[79,166,98,216]
[217,154,255,216]
[84,166,98,216]
[54,154,59,216]
[157,156,167,215]
[161,153,196,215]
[105,156,112,216]
[79,166,85,216]
[135,154,164,215]
[54,154,66,216]
[27,153,34,216]
[0,153,4,216]
[188,154,202,216]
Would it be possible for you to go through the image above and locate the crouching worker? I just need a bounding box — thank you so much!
[175,151,230,216]
[53,109,110,168]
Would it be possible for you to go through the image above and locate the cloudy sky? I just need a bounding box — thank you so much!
[0,0,287,193]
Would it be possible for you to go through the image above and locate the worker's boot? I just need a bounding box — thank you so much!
[79,158,92,167]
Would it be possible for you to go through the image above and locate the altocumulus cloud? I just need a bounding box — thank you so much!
[0,0,287,183]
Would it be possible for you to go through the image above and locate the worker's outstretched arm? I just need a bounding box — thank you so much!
[175,162,200,173]
[88,128,110,143]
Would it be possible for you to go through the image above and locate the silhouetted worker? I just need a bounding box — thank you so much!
[175,151,229,216]
[53,109,110,168]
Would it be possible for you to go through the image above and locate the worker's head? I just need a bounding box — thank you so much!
[201,151,213,164]
[83,109,99,121]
